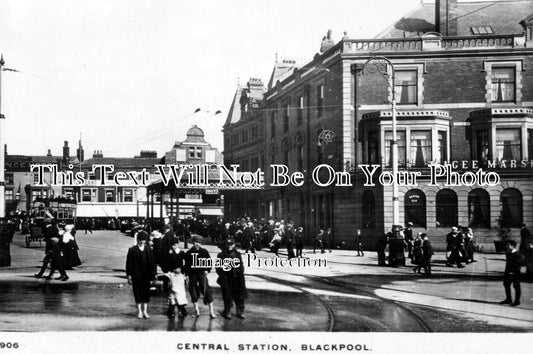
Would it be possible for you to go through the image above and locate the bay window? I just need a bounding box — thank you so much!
[496,129,521,161]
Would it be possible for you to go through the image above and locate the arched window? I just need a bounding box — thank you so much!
[404,189,426,228]
[282,139,290,165]
[500,188,523,227]
[436,189,458,227]
[362,190,376,228]
[468,189,490,228]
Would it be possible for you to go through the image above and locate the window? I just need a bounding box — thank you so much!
[195,147,202,159]
[471,26,493,35]
[394,70,417,104]
[492,67,515,102]
[316,84,324,117]
[368,132,380,164]
[362,190,376,228]
[5,189,13,201]
[270,145,277,165]
[500,188,522,227]
[63,188,74,199]
[295,133,304,171]
[282,139,290,165]
[189,147,195,159]
[404,189,426,228]
[316,130,325,165]
[123,189,133,202]
[496,129,521,160]
[81,188,95,202]
[105,190,115,203]
[468,189,490,228]
[476,130,490,161]
[251,125,258,139]
[297,95,304,126]
[436,189,457,227]
[385,131,406,167]
[437,131,447,163]
[284,103,290,131]
[270,111,276,138]
[5,173,13,185]
[410,130,432,167]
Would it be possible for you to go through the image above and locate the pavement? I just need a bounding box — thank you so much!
[0,230,532,332]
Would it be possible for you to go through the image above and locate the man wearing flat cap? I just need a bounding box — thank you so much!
[184,235,217,318]
[217,238,247,319]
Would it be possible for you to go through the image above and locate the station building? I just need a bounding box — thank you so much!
[223,0,533,250]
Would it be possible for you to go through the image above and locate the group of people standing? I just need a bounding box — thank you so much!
[444,226,476,268]
[34,218,82,281]
[125,224,247,320]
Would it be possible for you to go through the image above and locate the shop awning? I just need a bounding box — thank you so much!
[197,208,223,216]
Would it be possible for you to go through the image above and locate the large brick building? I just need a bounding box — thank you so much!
[224,0,533,250]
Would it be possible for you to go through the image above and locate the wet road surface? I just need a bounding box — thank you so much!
[0,272,430,331]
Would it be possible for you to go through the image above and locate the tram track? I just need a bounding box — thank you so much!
[253,267,431,332]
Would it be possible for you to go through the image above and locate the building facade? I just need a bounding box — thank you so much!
[224,0,533,250]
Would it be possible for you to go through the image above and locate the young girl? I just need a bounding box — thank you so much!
[163,241,188,318]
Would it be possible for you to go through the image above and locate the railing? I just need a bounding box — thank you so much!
[342,34,521,54]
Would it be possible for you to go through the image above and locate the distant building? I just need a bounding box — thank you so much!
[148,125,225,220]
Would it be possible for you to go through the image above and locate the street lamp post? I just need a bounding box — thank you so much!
[360,56,400,233]
[0,55,6,219]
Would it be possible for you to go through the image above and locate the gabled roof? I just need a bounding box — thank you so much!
[376,0,533,38]
[224,86,243,126]
[267,59,300,91]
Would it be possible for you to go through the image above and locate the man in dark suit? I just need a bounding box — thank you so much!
[519,223,533,282]
[35,218,58,278]
[404,222,414,258]
[376,232,389,266]
[216,238,247,319]
[413,233,433,276]
[500,240,521,307]
[184,236,216,318]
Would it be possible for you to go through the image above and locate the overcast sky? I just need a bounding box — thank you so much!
[0,0,425,158]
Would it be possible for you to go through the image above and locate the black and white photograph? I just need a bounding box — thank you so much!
[0,0,532,353]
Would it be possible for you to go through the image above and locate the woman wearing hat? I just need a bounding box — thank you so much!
[216,238,247,319]
[126,230,157,319]
[61,225,81,269]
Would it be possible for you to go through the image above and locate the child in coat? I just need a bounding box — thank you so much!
[163,242,188,317]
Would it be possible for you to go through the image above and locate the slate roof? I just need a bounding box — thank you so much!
[79,157,162,170]
[267,59,300,91]
[224,86,244,126]
[376,0,533,38]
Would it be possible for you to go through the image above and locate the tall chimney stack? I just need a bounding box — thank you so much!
[63,141,70,165]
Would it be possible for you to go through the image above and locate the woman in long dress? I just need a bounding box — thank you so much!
[126,230,156,319]
[62,225,81,269]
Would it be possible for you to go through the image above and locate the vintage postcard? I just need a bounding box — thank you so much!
[0,0,532,353]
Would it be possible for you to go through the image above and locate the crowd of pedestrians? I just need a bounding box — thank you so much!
[126,221,247,320]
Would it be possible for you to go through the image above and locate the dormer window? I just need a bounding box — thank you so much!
[470,26,493,35]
